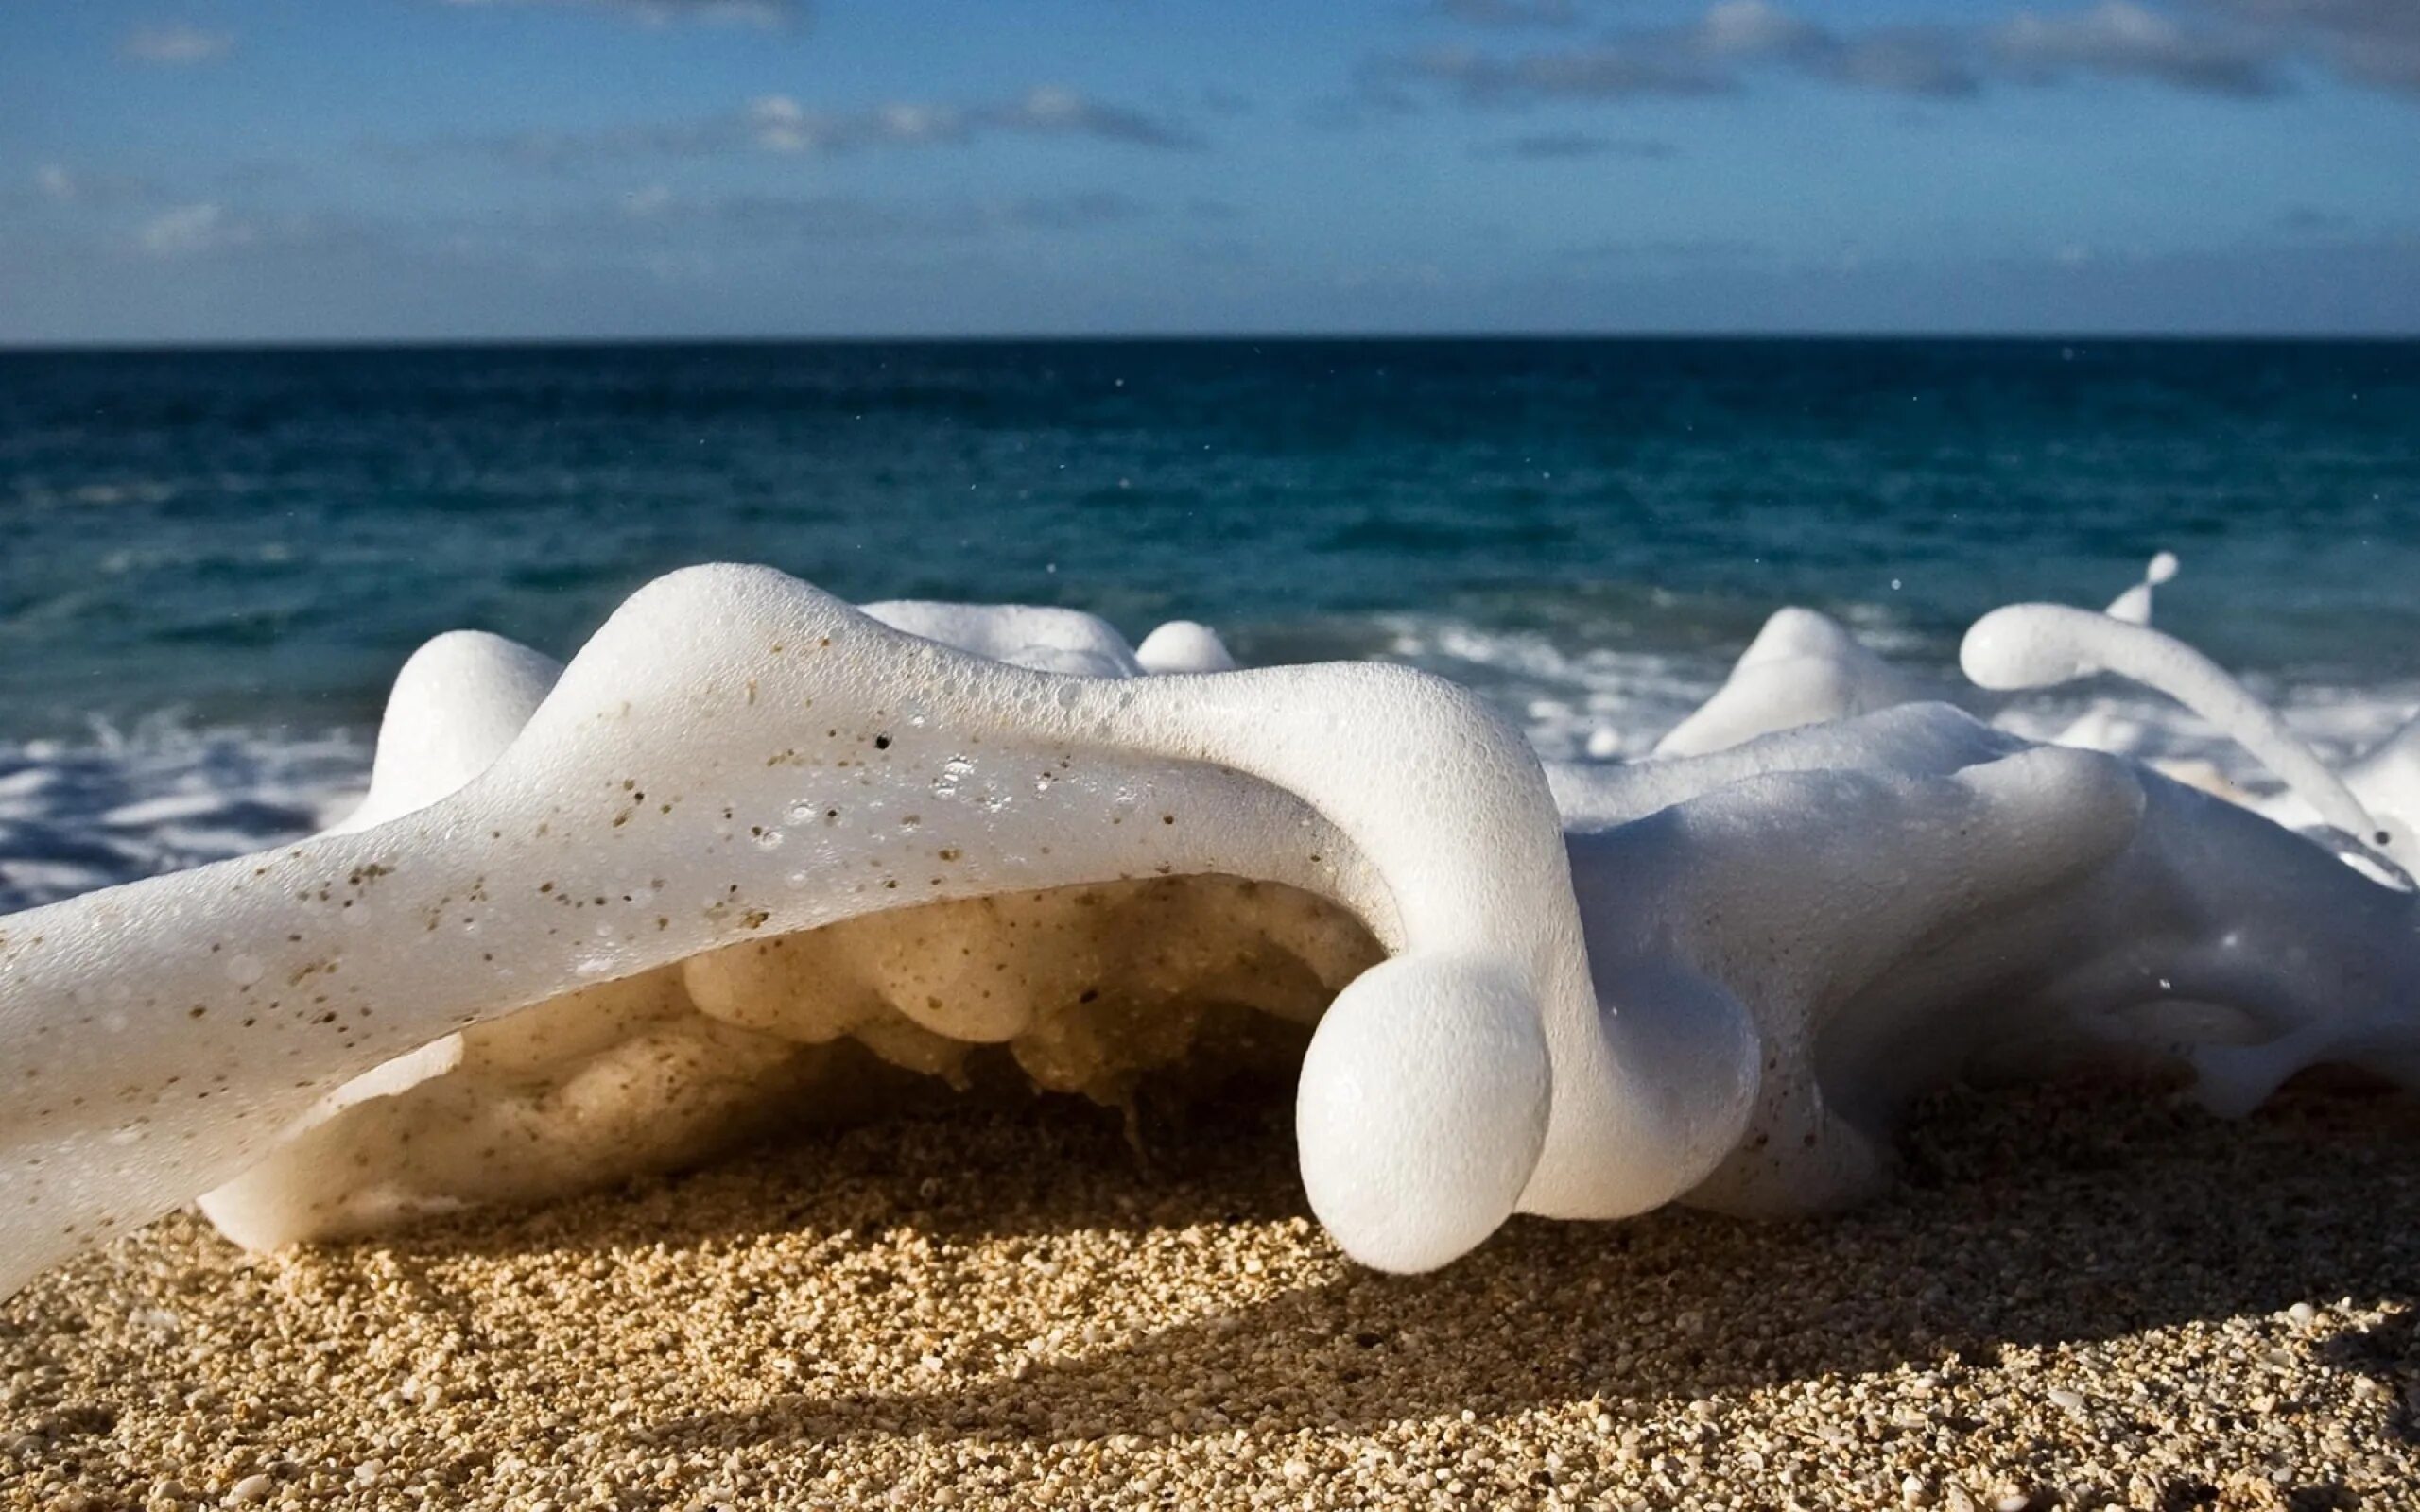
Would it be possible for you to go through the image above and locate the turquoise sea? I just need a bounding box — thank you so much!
[3,337,2417,907]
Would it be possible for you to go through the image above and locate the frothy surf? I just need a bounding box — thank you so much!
[9,556,2417,911]
[22,647,2415,909]
[2,556,2418,1301]
[0,721,366,915]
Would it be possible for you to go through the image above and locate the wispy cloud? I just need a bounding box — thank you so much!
[137,203,252,257]
[1561,235,1763,263]
[990,86,1204,149]
[2204,0,2420,92]
[1377,0,2420,111]
[434,0,805,28]
[388,85,1203,171]
[1478,132,1677,159]
[1383,43,1733,104]
[743,86,1201,153]
[121,24,233,66]
[1996,2,2279,97]
[128,201,370,261]
[562,187,1154,242]
[1380,2,1979,105]
[29,163,159,207]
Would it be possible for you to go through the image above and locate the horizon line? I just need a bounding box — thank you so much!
[6,329,2420,356]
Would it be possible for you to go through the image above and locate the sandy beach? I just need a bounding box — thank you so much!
[9,5,2420,1503]
[3,1074,2413,1511]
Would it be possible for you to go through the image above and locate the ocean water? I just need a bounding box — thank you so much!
[3,337,2417,909]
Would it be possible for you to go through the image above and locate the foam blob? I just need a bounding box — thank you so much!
[1651,608,1927,758]
[1296,955,1550,1272]
[1135,620,1239,675]
[859,600,1145,678]
[1555,701,2420,1210]
[325,630,562,833]
[2104,550,2181,627]
[1563,653,2420,1223]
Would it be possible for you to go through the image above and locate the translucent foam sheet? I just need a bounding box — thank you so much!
[1,565,1728,1288]
[5,564,2419,1301]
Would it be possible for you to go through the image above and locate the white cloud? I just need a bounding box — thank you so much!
[537,187,1152,242]
[1395,0,2420,108]
[25,163,160,210]
[740,87,1199,155]
[872,101,962,145]
[2203,0,2420,93]
[437,0,804,27]
[1996,1,2280,95]
[139,203,253,257]
[1388,43,1733,103]
[1388,2,1977,103]
[745,94,821,153]
[1699,0,1823,60]
[121,25,233,65]
[987,86,1202,147]
[421,87,1201,168]
[742,94,974,152]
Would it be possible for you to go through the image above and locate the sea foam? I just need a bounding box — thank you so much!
[2,560,2417,1296]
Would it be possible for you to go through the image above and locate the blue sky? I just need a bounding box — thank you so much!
[3,0,2416,341]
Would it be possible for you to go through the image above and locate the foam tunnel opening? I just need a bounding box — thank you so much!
[199,872,1386,1250]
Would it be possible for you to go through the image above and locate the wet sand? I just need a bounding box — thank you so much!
[4,1076,2416,1510]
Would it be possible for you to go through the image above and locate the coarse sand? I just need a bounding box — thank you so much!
[4,1075,2416,1511]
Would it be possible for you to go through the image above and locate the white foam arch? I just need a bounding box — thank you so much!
[9,566,2420,1304]
[0,565,1754,1293]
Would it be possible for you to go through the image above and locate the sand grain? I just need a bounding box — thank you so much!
[4,1078,2416,1510]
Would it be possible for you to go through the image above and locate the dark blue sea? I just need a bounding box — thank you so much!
[3,337,2417,908]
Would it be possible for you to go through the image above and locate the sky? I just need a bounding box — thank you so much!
[2,0,2417,342]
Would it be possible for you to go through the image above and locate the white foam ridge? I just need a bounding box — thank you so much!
[1963,602,2408,874]
[3,558,2418,1297]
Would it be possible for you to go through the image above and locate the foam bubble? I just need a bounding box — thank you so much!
[4,562,2418,1302]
